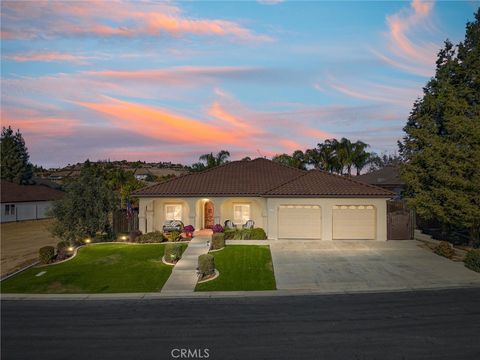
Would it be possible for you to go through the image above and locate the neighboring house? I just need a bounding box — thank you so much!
[0,180,64,223]
[133,158,394,240]
[356,166,405,198]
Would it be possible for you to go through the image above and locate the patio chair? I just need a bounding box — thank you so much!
[224,219,237,230]
[242,220,255,230]
[163,220,184,233]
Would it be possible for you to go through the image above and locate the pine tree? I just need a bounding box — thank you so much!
[399,10,480,245]
[0,126,33,184]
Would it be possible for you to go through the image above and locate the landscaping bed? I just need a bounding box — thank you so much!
[1,243,187,293]
[195,245,276,292]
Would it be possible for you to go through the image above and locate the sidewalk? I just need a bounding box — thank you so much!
[159,236,210,295]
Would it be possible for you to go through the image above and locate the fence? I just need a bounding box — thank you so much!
[113,209,139,234]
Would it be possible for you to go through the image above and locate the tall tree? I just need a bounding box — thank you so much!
[49,161,118,244]
[399,10,480,245]
[272,150,307,169]
[0,126,33,184]
[351,141,371,176]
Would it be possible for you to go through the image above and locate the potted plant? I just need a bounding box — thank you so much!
[184,225,195,238]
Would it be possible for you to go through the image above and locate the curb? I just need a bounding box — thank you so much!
[2,284,480,301]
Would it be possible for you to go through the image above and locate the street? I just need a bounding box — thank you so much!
[2,288,480,360]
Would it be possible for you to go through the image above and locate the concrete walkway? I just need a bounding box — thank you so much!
[160,236,210,295]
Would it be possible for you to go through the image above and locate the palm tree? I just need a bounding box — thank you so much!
[193,150,231,171]
[351,140,370,176]
[272,150,307,169]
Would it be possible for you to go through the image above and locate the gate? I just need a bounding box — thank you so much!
[113,209,139,234]
[387,200,414,240]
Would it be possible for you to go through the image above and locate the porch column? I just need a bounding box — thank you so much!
[185,198,197,227]
[145,200,154,233]
[211,198,222,226]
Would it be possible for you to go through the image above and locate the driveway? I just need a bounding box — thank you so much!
[269,240,480,292]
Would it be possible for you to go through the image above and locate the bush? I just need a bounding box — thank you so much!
[39,246,55,264]
[94,233,116,243]
[56,241,69,254]
[434,241,455,259]
[184,225,195,233]
[198,254,215,278]
[166,231,182,242]
[224,229,235,240]
[129,230,142,242]
[464,250,480,273]
[250,228,267,240]
[234,229,251,240]
[212,224,224,233]
[211,233,225,250]
[136,231,165,243]
[164,243,183,264]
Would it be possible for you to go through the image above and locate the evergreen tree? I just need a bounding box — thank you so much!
[399,10,480,245]
[49,161,118,244]
[0,126,33,184]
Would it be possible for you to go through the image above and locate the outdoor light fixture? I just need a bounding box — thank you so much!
[68,246,74,252]
[85,238,91,244]
[121,235,128,241]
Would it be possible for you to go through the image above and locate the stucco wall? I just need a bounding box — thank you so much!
[267,198,389,241]
[0,201,54,223]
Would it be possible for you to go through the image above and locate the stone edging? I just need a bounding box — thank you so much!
[209,247,225,253]
[161,256,176,266]
[197,269,220,283]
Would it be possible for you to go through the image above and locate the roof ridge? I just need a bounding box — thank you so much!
[262,171,309,195]
[309,169,395,195]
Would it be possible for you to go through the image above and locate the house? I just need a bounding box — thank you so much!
[0,180,64,223]
[356,166,404,198]
[133,158,394,240]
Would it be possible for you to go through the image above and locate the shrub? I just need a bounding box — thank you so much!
[250,228,267,240]
[164,243,183,264]
[39,246,55,264]
[136,231,165,243]
[224,229,236,240]
[94,233,116,243]
[211,233,225,250]
[434,241,455,259]
[129,230,142,242]
[233,229,251,240]
[198,254,215,278]
[212,224,224,233]
[166,231,182,242]
[56,241,69,254]
[464,250,480,273]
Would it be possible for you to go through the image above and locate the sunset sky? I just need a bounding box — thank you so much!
[1,0,478,168]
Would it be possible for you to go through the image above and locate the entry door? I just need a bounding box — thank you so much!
[204,202,214,229]
[278,205,322,239]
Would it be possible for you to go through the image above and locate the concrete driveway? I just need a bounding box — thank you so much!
[270,240,480,293]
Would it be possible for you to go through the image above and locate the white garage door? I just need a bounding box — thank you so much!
[332,205,376,240]
[278,205,321,239]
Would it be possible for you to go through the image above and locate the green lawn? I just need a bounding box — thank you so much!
[1,243,187,293]
[195,245,276,292]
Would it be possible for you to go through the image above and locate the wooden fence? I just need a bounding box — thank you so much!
[113,209,139,234]
[387,200,415,240]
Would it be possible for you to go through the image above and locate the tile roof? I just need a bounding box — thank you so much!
[355,166,404,186]
[265,170,394,197]
[133,158,394,198]
[1,180,65,203]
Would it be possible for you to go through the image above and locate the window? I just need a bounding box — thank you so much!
[4,204,15,216]
[233,204,250,225]
[165,204,182,221]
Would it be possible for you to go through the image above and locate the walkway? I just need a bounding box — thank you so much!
[160,235,210,295]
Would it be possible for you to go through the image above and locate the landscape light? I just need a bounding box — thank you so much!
[85,238,91,244]
[68,246,74,252]
[121,235,128,241]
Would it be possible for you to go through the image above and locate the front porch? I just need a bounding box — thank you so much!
[138,197,267,234]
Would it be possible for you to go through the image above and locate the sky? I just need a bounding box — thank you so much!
[1,0,478,168]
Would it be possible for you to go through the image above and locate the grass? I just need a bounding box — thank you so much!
[195,245,276,292]
[1,243,187,293]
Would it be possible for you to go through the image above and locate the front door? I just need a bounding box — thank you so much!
[204,202,214,229]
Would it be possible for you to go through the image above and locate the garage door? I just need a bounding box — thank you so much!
[278,205,321,239]
[332,205,376,239]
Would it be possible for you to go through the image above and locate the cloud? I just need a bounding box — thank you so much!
[257,0,285,5]
[1,0,272,42]
[374,0,439,76]
[3,51,92,64]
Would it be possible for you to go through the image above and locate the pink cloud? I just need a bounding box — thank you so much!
[3,51,90,63]
[374,0,438,76]
[1,0,271,42]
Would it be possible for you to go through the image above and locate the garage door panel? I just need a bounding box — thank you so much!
[333,206,376,240]
[278,206,321,239]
